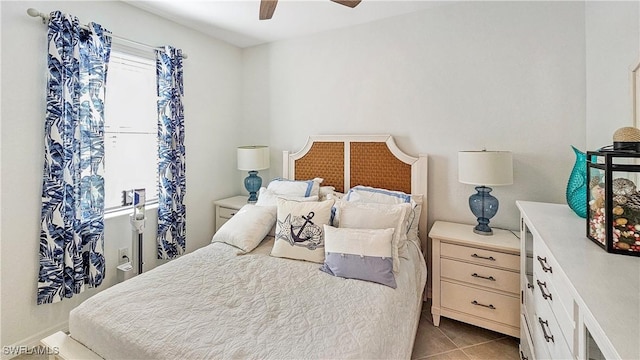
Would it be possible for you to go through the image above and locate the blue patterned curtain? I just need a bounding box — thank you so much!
[156,46,186,259]
[38,12,111,304]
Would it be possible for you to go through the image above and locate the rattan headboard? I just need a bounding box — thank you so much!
[283,135,428,251]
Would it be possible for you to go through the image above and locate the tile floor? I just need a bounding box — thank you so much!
[14,301,520,360]
[412,300,520,360]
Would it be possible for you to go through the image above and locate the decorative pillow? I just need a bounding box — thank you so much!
[346,186,423,250]
[319,186,335,200]
[211,205,276,253]
[337,200,410,273]
[271,198,334,263]
[266,177,323,198]
[320,226,397,289]
[255,187,319,207]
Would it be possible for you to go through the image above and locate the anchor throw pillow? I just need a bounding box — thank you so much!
[271,198,335,263]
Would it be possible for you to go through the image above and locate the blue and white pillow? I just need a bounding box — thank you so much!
[270,198,334,263]
[320,226,397,288]
[345,186,423,250]
[267,177,323,198]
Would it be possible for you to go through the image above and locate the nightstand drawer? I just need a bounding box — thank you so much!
[441,258,519,294]
[441,281,519,328]
[441,242,519,271]
[218,206,239,220]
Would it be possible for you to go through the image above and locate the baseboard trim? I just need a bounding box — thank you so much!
[1,321,68,360]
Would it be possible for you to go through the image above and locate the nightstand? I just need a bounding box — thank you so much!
[214,195,248,232]
[429,221,520,337]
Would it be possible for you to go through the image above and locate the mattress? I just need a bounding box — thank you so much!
[69,237,427,359]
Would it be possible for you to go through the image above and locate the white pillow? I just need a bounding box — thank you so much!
[267,178,323,198]
[346,186,423,248]
[211,205,276,253]
[271,198,334,263]
[255,187,319,207]
[337,200,410,273]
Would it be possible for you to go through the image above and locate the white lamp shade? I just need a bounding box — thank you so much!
[237,146,270,171]
[458,151,513,186]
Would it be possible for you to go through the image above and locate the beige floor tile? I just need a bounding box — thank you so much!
[437,317,505,348]
[425,349,472,360]
[412,316,458,359]
[461,337,520,360]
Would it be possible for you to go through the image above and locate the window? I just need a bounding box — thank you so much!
[103,50,158,210]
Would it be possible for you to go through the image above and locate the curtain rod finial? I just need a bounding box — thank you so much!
[27,8,47,23]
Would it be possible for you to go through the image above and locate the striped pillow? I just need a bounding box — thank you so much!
[320,226,396,288]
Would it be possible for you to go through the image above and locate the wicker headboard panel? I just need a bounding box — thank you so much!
[349,142,412,194]
[283,135,428,250]
[293,141,345,192]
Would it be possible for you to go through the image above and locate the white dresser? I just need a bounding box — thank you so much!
[429,221,520,337]
[517,201,640,360]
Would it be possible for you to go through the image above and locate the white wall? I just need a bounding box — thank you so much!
[243,1,587,231]
[0,0,242,349]
[585,1,640,150]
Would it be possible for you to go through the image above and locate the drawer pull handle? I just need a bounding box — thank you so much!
[471,253,496,261]
[520,350,528,360]
[527,283,534,289]
[471,300,495,310]
[538,317,555,343]
[536,280,553,300]
[536,256,553,273]
[472,273,496,281]
[230,212,237,216]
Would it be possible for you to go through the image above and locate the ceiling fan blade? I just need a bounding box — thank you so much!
[259,0,278,20]
[330,0,362,8]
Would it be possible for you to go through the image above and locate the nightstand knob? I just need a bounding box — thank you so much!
[471,300,496,310]
[471,253,496,261]
[472,273,496,281]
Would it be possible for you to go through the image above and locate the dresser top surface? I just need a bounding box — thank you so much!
[517,201,640,360]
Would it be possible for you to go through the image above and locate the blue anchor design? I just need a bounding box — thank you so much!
[290,211,315,243]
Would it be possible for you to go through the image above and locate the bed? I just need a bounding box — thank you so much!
[42,134,429,359]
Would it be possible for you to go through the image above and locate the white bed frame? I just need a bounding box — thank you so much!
[41,134,428,360]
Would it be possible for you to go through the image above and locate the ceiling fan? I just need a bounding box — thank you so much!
[259,0,362,20]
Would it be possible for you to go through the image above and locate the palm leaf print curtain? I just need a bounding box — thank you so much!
[156,46,186,259]
[38,12,111,304]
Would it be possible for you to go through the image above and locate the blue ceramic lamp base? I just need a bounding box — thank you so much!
[244,171,262,203]
[469,186,498,236]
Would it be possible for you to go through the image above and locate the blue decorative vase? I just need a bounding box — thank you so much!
[566,146,587,218]
[469,186,499,235]
[244,171,262,203]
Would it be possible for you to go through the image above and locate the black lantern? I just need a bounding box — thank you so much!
[587,149,640,256]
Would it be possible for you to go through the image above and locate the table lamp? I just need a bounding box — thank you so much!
[458,150,513,235]
[237,146,270,203]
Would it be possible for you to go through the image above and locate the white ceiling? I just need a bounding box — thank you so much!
[124,0,448,48]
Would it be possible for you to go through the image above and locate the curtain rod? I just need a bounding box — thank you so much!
[27,8,188,59]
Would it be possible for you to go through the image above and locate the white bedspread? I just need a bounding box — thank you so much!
[69,238,427,359]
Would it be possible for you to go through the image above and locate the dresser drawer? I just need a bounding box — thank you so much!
[532,292,573,360]
[533,239,575,342]
[441,258,519,294]
[533,271,575,353]
[217,206,239,220]
[441,242,519,271]
[520,314,535,360]
[441,281,519,328]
